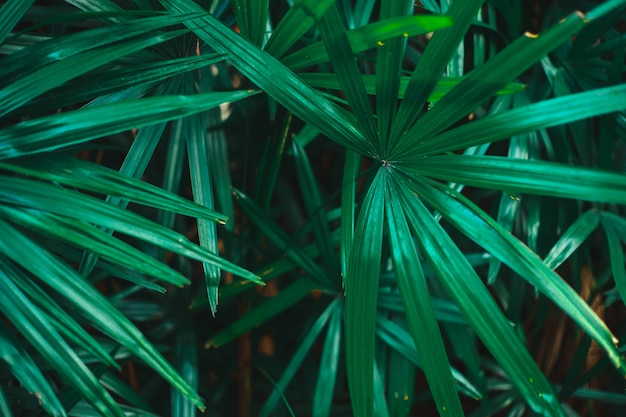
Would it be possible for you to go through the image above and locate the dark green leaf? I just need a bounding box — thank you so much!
[401,155,626,204]
[385,171,464,416]
[0,91,257,159]
[161,0,373,156]
[345,168,385,417]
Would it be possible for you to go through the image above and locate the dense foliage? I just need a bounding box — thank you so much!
[0,0,625,416]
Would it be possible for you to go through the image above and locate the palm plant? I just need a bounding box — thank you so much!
[0,0,625,416]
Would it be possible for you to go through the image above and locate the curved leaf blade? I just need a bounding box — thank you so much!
[402,155,626,204]
[0,91,257,160]
[345,168,385,417]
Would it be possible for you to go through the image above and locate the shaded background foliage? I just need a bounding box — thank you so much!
[0,0,625,416]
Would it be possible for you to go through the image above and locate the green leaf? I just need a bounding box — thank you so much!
[233,187,327,285]
[392,10,587,156]
[374,315,481,400]
[282,14,452,70]
[0,177,260,284]
[0,218,206,410]
[376,0,410,150]
[387,319,415,417]
[401,155,626,204]
[0,204,189,288]
[255,113,292,209]
[391,180,564,416]
[401,174,626,375]
[299,73,525,102]
[185,111,221,315]
[0,154,228,224]
[0,265,124,417]
[0,90,257,159]
[14,54,227,118]
[600,215,626,304]
[0,386,11,417]
[385,171,464,416]
[0,30,186,118]
[345,168,385,417]
[0,320,65,417]
[292,140,337,276]
[161,0,373,157]
[0,13,196,89]
[340,150,360,280]
[232,0,269,47]
[0,255,118,368]
[312,301,342,417]
[403,83,626,157]
[259,298,340,417]
[264,0,335,59]
[544,210,599,270]
[317,4,378,147]
[0,0,36,46]
[205,278,317,348]
[172,325,198,417]
[388,0,483,151]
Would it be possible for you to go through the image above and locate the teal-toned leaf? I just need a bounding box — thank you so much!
[0,206,189,287]
[299,73,526,102]
[233,187,327,285]
[0,90,257,160]
[259,298,340,417]
[172,325,198,417]
[0,255,118,368]
[161,0,373,156]
[340,150,360,280]
[99,373,152,411]
[0,218,206,410]
[345,168,385,417]
[1,13,196,89]
[375,315,481,400]
[317,4,378,147]
[385,171,464,416]
[282,14,452,70]
[0,29,186,118]
[0,154,228,224]
[205,278,317,348]
[373,360,390,417]
[393,11,587,156]
[312,301,342,417]
[392,183,564,416]
[376,0,410,150]
[600,215,626,304]
[0,320,65,417]
[378,292,468,325]
[264,0,335,59]
[185,110,221,315]
[403,83,626,157]
[0,386,11,417]
[388,0,483,151]
[232,0,269,47]
[292,141,337,277]
[0,266,124,417]
[15,54,227,118]
[544,210,599,270]
[402,155,626,204]
[0,0,36,46]
[255,113,292,209]
[488,125,527,283]
[69,402,161,417]
[387,318,415,417]
[205,106,235,230]
[401,175,626,375]
[0,177,260,284]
